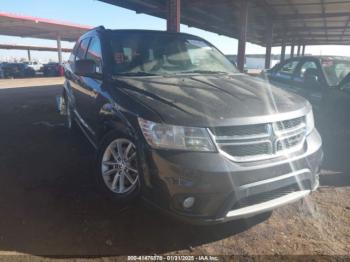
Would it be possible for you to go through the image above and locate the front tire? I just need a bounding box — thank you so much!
[96,133,141,202]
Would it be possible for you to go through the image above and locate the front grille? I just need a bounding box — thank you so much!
[276,117,305,131]
[231,181,311,210]
[211,124,268,137]
[276,133,305,151]
[221,143,271,157]
[210,116,306,162]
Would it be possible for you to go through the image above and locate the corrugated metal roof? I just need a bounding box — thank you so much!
[99,0,350,46]
[0,12,92,42]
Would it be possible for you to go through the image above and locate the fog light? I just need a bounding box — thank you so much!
[183,197,195,209]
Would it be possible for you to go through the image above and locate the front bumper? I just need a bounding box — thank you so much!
[141,129,323,225]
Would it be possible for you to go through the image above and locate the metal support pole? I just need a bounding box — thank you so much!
[280,38,286,62]
[265,22,273,69]
[27,49,31,62]
[302,45,306,56]
[290,42,295,58]
[167,0,180,32]
[297,44,301,56]
[57,35,62,64]
[237,0,248,72]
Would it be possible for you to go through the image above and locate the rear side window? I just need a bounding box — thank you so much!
[76,38,90,61]
[86,37,103,73]
[279,60,299,75]
[69,42,80,64]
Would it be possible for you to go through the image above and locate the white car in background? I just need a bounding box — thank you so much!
[25,61,42,72]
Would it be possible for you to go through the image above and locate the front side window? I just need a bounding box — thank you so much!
[86,37,103,73]
[321,58,350,86]
[299,61,318,78]
[109,33,238,75]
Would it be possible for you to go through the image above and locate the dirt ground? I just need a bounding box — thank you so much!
[0,78,349,260]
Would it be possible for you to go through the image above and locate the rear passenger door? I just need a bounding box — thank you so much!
[69,37,94,134]
[72,36,105,141]
[79,36,104,138]
[293,59,325,110]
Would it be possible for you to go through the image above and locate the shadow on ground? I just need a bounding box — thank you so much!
[0,85,270,257]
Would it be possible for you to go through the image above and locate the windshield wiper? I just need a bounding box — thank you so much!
[113,72,159,77]
[179,70,228,75]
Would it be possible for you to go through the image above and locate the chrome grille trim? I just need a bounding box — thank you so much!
[209,116,307,162]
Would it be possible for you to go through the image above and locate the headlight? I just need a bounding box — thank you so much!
[305,110,315,135]
[138,118,216,152]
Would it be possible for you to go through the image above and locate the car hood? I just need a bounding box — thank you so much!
[112,74,310,127]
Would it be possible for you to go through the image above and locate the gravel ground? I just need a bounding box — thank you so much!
[0,79,349,260]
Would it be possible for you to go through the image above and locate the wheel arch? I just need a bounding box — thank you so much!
[97,109,142,148]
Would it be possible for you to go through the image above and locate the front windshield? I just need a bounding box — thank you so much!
[321,58,350,86]
[109,32,238,76]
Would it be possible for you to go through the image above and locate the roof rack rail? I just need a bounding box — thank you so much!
[89,25,105,32]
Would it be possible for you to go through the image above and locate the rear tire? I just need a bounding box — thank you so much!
[63,91,77,130]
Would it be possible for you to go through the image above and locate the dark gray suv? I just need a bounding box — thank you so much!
[60,26,323,224]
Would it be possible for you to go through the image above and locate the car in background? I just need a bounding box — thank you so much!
[0,63,4,79]
[42,62,61,76]
[264,56,350,134]
[1,62,35,78]
[24,61,42,72]
[59,27,322,224]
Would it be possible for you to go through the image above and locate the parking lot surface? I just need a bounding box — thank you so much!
[0,78,349,259]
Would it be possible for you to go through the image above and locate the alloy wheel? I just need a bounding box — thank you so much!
[101,138,139,194]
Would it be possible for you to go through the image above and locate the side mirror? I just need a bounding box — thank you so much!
[74,59,102,79]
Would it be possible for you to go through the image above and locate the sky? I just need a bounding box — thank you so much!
[0,0,350,63]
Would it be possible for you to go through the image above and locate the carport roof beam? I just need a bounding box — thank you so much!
[0,44,72,52]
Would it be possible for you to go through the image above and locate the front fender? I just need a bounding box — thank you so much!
[97,103,141,145]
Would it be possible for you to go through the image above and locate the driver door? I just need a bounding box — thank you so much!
[292,59,325,111]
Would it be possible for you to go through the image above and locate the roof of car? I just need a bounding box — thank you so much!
[86,27,202,39]
[314,56,350,61]
[290,55,350,61]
